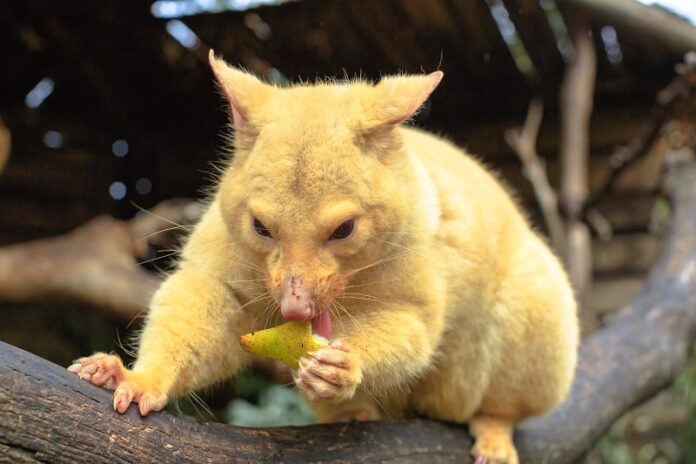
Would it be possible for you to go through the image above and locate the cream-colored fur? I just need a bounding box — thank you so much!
[70,52,578,464]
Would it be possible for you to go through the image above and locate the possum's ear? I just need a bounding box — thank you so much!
[209,50,272,131]
[365,71,443,131]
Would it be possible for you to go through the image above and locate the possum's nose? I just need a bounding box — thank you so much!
[280,276,314,321]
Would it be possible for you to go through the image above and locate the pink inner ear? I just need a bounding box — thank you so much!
[381,71,444,128]
[230,100,248,131]
[208,50,251,131]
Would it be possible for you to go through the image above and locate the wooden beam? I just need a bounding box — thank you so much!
[561,0,696,53]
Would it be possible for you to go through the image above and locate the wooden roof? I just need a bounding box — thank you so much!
[0,0,692,243]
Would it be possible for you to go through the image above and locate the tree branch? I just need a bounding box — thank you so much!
[505,99,566,255]
[1,154,695,463]
[0,199,201,320]
[560,16,597,335]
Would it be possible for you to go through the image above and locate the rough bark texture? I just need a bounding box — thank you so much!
[0,344,472,463]
[0,157,695,463]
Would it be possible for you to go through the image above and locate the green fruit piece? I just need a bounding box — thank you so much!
[239,321,328,369]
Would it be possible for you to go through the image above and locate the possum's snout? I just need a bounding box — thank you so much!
[279,276,333,338]
[280,276,315,321]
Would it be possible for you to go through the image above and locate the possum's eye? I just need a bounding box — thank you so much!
[329,219,355,241]
[252,218,273,239]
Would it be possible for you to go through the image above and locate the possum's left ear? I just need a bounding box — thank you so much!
[365,71,443,131]
[208,50,272,131]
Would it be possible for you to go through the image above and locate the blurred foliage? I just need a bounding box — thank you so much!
[164,370,315,427]
[226,384,315,427]
[677,346,696,463]
[596,344,696,464]
[226,369,315,427]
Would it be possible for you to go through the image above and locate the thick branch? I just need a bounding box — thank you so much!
[519,151,696,461]
[2,347,473,464]
[1,156,695,463]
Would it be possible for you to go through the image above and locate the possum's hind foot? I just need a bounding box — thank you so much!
[470,416,520,464]
[68,353,167,416]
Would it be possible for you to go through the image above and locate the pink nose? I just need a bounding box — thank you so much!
[280,276,313,321]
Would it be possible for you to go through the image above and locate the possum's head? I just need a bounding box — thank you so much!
[209,51,442,337]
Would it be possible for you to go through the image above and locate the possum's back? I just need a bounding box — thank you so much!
[400,126,529,258]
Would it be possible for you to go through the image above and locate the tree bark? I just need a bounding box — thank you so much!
[0,156,695,463]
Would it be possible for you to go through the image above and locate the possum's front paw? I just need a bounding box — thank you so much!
[68,353,168,416]
[296,340,361,403]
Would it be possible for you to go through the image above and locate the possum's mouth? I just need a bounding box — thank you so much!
[311,310,332,339]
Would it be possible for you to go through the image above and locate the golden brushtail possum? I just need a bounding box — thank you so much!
[69,51,578,464]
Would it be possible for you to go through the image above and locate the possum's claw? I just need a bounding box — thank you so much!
[68,353,167,416]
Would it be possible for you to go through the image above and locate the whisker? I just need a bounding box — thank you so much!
[359,387,391,420]
[138,250,181,266]
[224,278,267,283]
[186,394,204,419]
[126,307,148,329]
[339,295,389,306]
[380,238,459,262]
[189,391,216,420]
[130,202,194,232]
[347,250,410,275]
[238,292,274,312]
[333,300,366,338]
[342,291,387,301]
[255,298,278,330]
[135,224,192,243]
[223,282,267,293]
[343,277,405,289]
[328,303,345,335]
[115,328,136,358]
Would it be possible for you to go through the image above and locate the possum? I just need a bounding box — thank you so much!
[69,51,579,464]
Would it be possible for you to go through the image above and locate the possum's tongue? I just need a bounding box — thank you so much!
[311,310,332,339]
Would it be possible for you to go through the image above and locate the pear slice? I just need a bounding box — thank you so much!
[239,321,328,369]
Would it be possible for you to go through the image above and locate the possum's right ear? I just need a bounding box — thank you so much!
[208,50,272,131]
[356,71,442,156]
